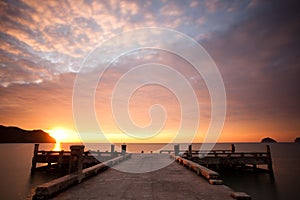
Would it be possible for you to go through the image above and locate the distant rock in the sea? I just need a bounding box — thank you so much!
[261,137,277,143]
[295,137,300,143]
[0,125,56,143]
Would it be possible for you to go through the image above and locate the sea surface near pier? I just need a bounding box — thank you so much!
[0,143,299,200]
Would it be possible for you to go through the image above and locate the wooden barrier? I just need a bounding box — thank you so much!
[167,144,273,174]
[30,144,125,173]
[160,144,235,155]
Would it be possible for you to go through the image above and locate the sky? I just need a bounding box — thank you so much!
[0,0,300,143]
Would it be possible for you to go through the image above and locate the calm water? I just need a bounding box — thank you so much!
[0,143,299,199]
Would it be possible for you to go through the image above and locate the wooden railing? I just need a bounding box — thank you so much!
[164,144,273,174]
[160,144,236,154]
[31,144,127,173]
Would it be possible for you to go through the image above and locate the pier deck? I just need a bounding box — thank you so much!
[53,154,234,200]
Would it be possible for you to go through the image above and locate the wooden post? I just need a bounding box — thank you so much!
[31,144,39,173]
[231,144,235,153]
[266,145,274,174]
[253,164,257,170]
[174,144,179,156]
[58,150,64,168]
[121,144,127,155]
[111,144,115,157]
[47,151,51,167]
[188,145,192,160]
[69,145,84,175]
[253,153,257,171]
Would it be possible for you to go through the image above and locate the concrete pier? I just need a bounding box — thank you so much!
[53,154,234,200]
[33,154,131,199]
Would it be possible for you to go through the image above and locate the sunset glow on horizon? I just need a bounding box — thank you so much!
[47,127,77,143]
[1,0,299,143]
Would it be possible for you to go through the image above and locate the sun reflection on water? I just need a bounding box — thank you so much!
[52,142,62,151]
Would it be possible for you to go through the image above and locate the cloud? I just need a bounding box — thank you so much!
[2,0,195,88]
[1,0,262,88]
[189,1,199,8]
[204,0,221,13]
[203,0,251,13]
[160,3,183,17]
[196,16,206,25]
[120,0,139,15]
[1,0,255,88]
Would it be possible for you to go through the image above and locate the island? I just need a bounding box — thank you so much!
[261,137,277,143]
[295,137,300,143]
[0,125,56,143]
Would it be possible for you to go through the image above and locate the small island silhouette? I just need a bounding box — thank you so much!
[261,137,277,143]
[295,137,300,143]
[0,125,55,143]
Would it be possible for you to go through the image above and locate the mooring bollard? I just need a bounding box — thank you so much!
[69,145,85,175]
[121,144,127,155]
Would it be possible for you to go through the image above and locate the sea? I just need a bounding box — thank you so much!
[0,143,299,200]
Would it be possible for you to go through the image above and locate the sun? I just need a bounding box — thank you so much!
[48,127,68,142]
